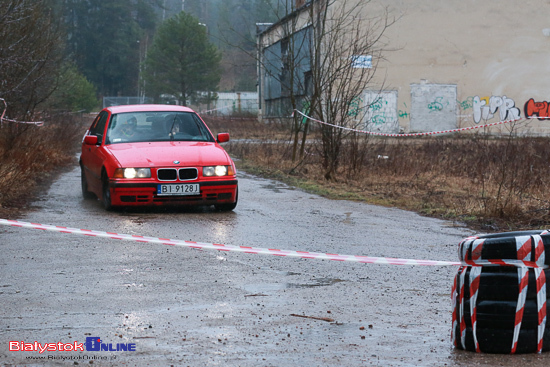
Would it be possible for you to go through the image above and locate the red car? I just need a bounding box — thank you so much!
[80,104,238,211]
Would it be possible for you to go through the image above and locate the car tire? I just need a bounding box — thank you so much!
[455,325,550,354]
[474,268,550,301]
[80,165,95,199]
[453,266,550,354]
[215,190,238,211]
[459,231,550,265]
[101,173,113,211]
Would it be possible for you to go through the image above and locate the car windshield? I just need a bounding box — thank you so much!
[105,111,215,144]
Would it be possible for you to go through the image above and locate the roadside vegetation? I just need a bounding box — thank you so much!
[0,1,96,218]
[205,116,550,232]
[0,114,88,217]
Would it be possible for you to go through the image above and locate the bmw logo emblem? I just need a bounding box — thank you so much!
[173,160,180,164]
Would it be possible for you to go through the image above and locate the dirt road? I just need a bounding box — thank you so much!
[1,164,548,366]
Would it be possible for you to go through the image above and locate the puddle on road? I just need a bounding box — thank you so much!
[342,212,353,224]
[242,278,344,294]
[261,182,296,193]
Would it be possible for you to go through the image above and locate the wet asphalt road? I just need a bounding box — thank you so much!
[1,164,549,366]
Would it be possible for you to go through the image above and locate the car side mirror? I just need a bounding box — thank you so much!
[217,133,230,143]
[84,135,99,145]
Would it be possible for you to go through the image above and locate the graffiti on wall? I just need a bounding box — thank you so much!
[363,91,399,133]
[359,89,550,128]
[347,96,363,118]
[472,95,520,124]
[459,96,474,110]
[370,98,389,125]
[524,98,550,120]
[427,97,450,113]
[398,103,410,119]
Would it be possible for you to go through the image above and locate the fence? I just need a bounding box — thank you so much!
[102,96,154,109]
[196,92,258,116]
[103,93,259,116]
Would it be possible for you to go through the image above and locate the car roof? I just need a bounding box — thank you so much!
[105,104,196,114]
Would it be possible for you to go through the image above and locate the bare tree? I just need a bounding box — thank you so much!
[256,0,395,178]
[0,0,64,119]
[306,0,395,180]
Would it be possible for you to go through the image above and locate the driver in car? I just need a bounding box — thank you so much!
[119,115,138,137]
[109,115,139,142]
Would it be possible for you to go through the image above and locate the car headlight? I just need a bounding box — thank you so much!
[114,168,151,178]
[203,165,233,177]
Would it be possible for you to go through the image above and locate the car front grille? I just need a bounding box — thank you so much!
[157,168,177,181]
[179,168,198,180]
[157,168,198,181]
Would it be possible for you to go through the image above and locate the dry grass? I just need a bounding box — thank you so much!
[0,113,89,217]
[205,116,550,231]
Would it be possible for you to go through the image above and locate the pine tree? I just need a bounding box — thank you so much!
[64,0,157,96]
[143,11,221,105]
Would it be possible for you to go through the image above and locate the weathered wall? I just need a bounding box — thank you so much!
[360,0,550,134]
[410,83,457,132]
[259,0,550,134]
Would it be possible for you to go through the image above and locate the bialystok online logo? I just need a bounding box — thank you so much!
[9,337,136,353]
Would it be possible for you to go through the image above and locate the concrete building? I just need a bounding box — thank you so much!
[257,0,550,135]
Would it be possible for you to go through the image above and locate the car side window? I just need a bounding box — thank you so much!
[89,111,109,144]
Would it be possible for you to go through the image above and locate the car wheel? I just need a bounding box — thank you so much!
[102,173,113,211]
[80,165,95,199]
[215,190,238,211]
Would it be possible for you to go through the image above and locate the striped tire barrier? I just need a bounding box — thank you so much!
[473,268,550,301]
[458,231,550,266]
[459,327,550,355]
[453,231,550,354]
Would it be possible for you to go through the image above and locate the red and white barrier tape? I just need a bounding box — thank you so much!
[2,218,550,270]
[469,240,483,353]
[458,266,467,348]
[0,218,460,267]
[1,117,44,126]
[536,268,547,352]
[451,272,459,347]
[0,99,44,126]
[294,110,525,137]
[512,236,531,353]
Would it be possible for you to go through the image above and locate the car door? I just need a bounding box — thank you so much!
[81,110,110,193]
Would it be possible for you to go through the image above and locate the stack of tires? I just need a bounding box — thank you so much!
[452,230,550,354]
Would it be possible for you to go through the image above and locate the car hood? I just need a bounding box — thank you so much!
[105,141,232,167]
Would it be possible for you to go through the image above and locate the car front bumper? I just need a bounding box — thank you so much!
[107,179,238,207]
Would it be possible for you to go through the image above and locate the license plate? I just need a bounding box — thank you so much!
[157,183,200,196]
